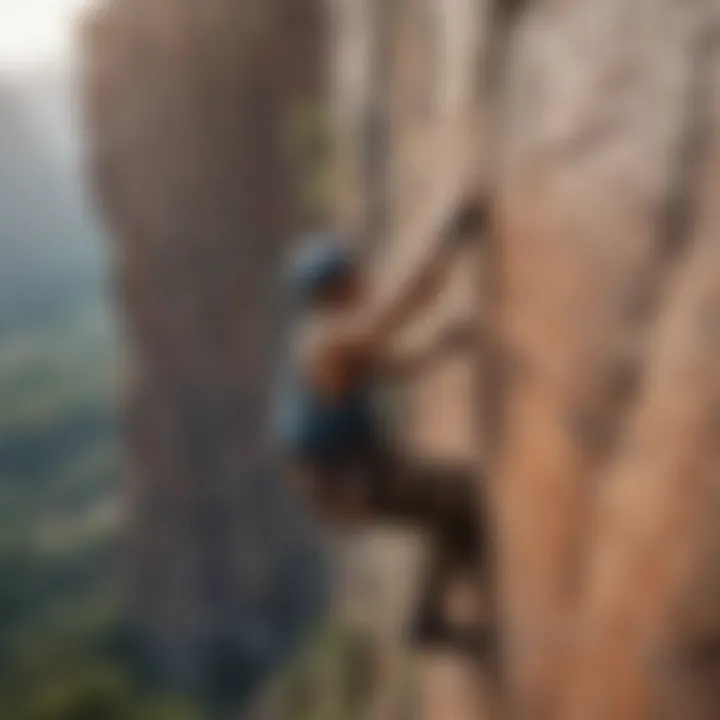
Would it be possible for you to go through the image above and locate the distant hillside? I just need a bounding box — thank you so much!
[0,43,324,714]
[0,65,132,717]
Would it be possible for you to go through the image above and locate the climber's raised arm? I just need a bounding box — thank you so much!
[359,200,486,349]
[294,199,486,397]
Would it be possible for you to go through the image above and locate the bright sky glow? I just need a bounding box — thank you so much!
[0,0,87,67]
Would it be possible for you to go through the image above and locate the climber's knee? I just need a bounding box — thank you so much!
[384,456,479,526]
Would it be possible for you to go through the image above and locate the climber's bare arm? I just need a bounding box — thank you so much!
[363,201,486,348]
[309,270,456,394]
[308,200,486,394]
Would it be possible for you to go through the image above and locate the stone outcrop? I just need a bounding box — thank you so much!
[84,0,720,716]
[81,0,326,698]
[491,2,720,717]
[331,2,492,719]
[334,1,720,719]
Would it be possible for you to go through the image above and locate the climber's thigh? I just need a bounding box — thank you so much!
[400,457,476,520]
[371,448,475,524]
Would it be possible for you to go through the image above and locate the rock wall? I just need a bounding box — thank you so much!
[83,0,720,715]
[334,1,720,719]
[81,0,326,698]
[491,1,720,718]
[330,2,493,719]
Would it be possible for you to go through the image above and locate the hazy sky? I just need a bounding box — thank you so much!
[0,0,88,67]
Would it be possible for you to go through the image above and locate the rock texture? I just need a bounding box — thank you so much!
[84,0,720,716]
[330,1,492,719]
[81,0,326,697]
[335,1,720,719]
[491,1,720,718]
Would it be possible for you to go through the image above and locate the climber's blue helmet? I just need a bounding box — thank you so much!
[287,233,358,305]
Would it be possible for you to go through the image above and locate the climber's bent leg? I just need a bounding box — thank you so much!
[367,449,494,658]
[290,449,495,658]
[371,450,481,551]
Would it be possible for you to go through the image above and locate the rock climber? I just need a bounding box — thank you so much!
[274,198,490,655]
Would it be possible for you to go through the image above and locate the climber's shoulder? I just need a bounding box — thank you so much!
[297,314,374,393]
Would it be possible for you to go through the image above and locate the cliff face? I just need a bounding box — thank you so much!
[335,1,720,719]
[331,2,491,719]
[495,2,720,718]
[83,0,720,716]
[82,0,325,697]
